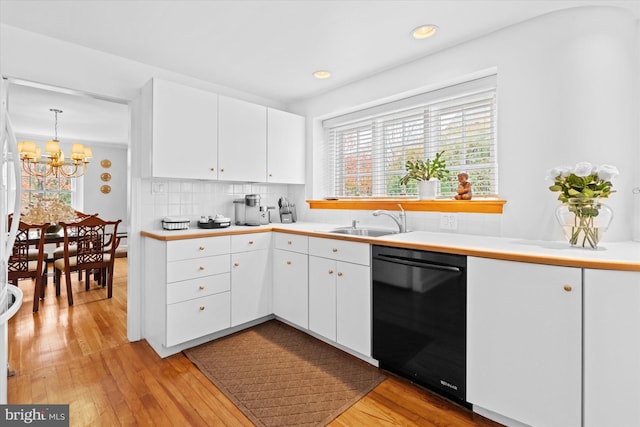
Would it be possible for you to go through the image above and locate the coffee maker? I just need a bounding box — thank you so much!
[234,194,261,226]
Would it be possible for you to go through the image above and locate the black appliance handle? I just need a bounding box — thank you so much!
[374,253,462,273]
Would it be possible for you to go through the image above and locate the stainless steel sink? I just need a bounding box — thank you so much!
[327,227,398,237]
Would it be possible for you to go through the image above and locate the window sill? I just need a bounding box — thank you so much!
[306,198,506,214]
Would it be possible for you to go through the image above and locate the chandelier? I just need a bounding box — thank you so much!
[17,108,92,178]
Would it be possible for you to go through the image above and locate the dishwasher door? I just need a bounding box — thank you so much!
[372,245,467,404]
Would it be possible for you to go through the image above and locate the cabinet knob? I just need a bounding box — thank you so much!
[199,246,205,251]
[199,285,205,290]
[269,173,273,177]
[220,168,225,172]
[287,240,292,245]
[210,168,215,172]
[234,262,240,267]
[563,284,573,292]
[328,269,334,274]
[332,248,338,253]
[199,266,205,270]
[287,261,292,265]
[199,306,205,311]
[249,240,254,245]
[337,272,343,277]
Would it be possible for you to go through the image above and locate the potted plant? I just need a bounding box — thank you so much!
[399,151,449,199]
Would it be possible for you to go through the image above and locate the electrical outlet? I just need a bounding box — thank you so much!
[440,213,458,230]
[152,182,165,194]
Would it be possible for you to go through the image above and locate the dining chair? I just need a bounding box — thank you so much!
[53,216,122,306]
[8,216,49,313]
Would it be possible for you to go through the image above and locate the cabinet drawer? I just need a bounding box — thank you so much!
[308,237,370,266]
[167,272,230,305]
[231,232,271,252]
[167,236,230,261]
[166,292,231,347]
[167,254,230,283]
[274,233,308,254]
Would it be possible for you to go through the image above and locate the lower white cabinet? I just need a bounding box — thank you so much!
[273,233,309,328]
[308,237,371,356]
[230,233,272,326]
[467,257,582,427]
[143,235,232,354]
[583,269,640,427]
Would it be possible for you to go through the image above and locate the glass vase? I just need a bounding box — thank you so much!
[555,198,613,249]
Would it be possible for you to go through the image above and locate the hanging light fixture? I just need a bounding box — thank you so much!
[17,108,92,178]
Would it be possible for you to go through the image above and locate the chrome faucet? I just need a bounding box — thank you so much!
[373,204,407,233]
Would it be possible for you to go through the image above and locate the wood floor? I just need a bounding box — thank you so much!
[8,259,502,426]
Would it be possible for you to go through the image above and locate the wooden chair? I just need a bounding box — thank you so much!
[49,210,96,289]
[53,216,122,306]
[8,216,49,313]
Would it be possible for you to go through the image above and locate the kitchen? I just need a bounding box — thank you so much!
[1,1,640,426]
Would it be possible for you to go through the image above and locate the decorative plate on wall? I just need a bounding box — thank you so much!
[100,172,112,182]
[100,185,111,194]
[100,159,112,168]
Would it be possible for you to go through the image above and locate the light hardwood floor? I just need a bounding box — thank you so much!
[8,258,502,426]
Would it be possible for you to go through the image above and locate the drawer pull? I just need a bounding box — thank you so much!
[234,262,240,267]
[220,168,225,172]
[563,284,572,292]
[199,266,205,270]
[199,306,205,311]
[328,269,334,274]
[332,248,338,253]
[249,241,254,245]
[210,167,215,172]
[199,285,205,290]
[337,272,343,277]
[199,246,205,251]
[287,261,292,265]
[287,240,292,245]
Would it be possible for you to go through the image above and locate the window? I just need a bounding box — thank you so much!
[21,164,75,208]
[323,75,498,198]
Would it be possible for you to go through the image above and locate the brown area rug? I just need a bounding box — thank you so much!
[184,320,385,427]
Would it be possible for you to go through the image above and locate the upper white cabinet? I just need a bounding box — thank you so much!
[467,257,582,427]
[267,108,305,184]
[143,78,218,180]
[218,95,267,182]
[583,269,640,427]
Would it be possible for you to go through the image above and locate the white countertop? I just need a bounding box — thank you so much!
[141,222,640,271]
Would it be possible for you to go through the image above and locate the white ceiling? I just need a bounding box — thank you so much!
[1,0,638,142]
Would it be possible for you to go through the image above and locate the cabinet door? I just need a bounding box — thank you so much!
[273,249,309,328]
[267,108,305,184]
[218,95,267,182]
[231,249,272,326]
[467,257,582,427]
[583,269,640,427]
[336,261,371,356]
[152,79,218,180]
[309,256,336,341]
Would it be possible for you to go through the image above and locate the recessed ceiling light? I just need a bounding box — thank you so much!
[313,70,332,79]
[411,24,438,40]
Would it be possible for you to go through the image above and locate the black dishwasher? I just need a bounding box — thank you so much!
[372,245,467,405]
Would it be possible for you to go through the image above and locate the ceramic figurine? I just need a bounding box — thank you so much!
[455,173,472,200]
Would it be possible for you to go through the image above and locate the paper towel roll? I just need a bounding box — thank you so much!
[633,187,640,242]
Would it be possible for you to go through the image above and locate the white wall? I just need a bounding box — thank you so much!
[292,6,639,242]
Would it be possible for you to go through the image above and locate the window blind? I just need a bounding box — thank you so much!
[322,75,498,198]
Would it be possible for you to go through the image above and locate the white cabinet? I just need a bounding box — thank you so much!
[308,237,371,356]
[273,233,309,328]
[467,257,582,427]
[142,78,218,180]
[143,235,231,355]
[267,108,305,184]
[583,269,640,427]
[230,233,272,326]
[218,95,267,182]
